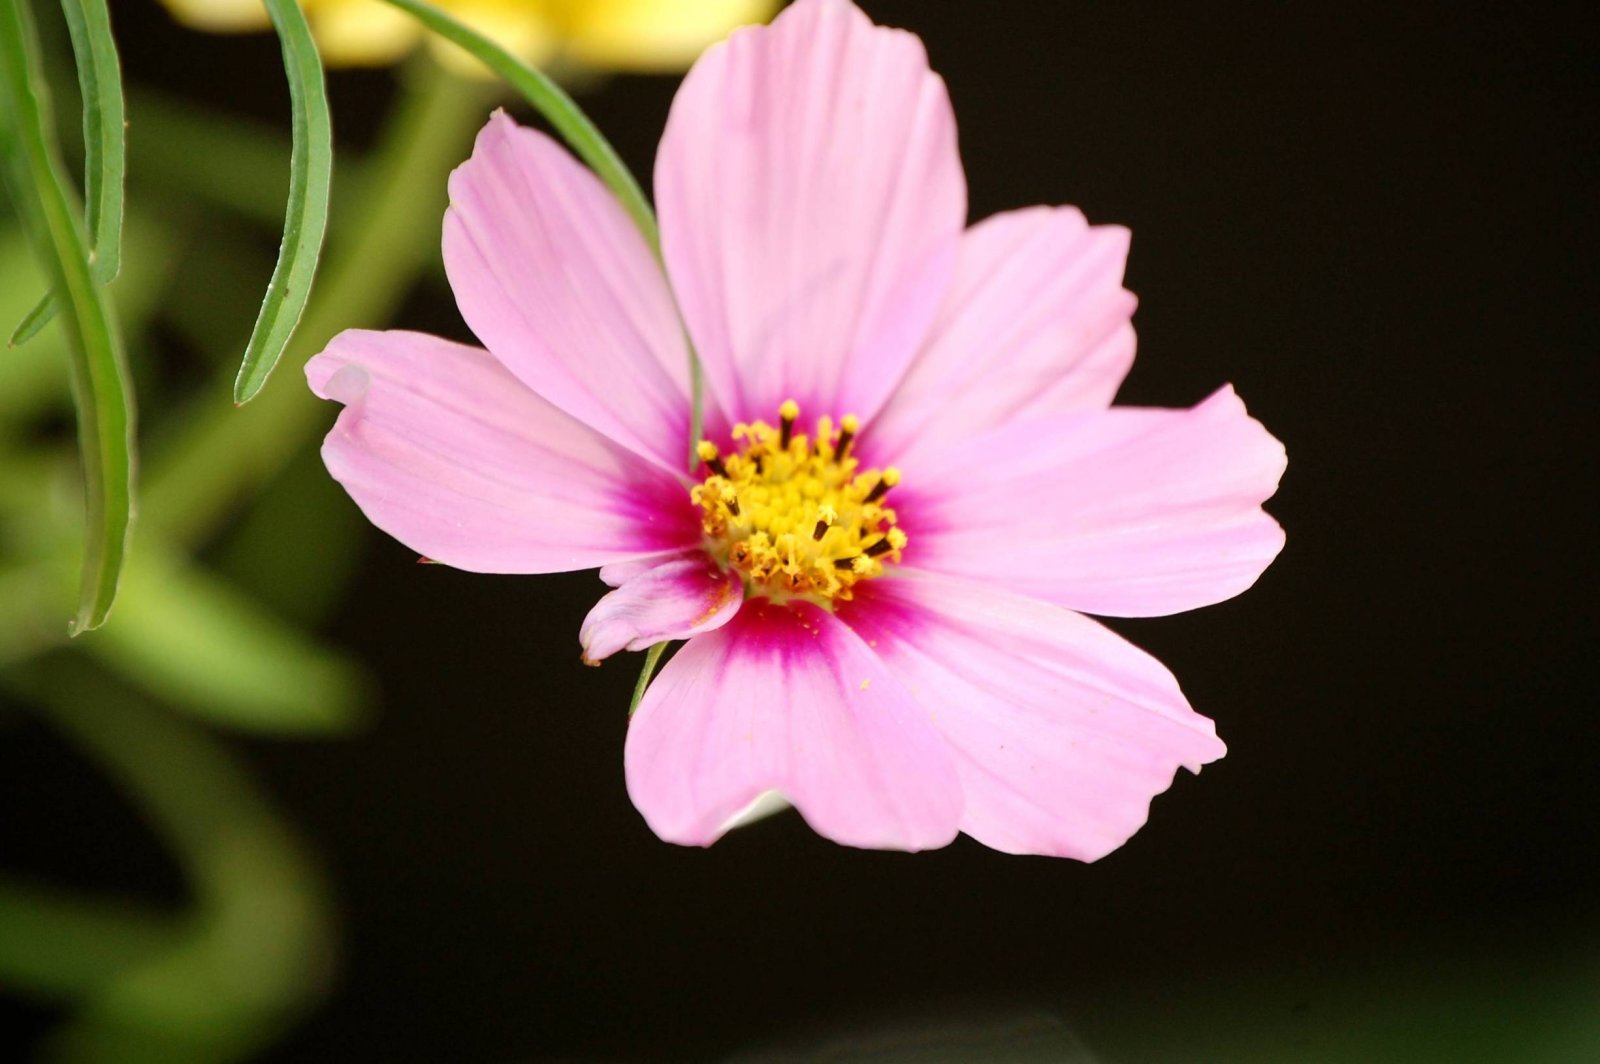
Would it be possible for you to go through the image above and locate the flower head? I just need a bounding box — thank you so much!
[308,0,1286,857]
[162,0,777,72]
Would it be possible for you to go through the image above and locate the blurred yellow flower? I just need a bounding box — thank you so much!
[161,0,778,73]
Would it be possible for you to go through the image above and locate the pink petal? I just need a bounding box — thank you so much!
[655,0,965,424]
[842,572,1225,860]
[896,385,1286,617]
[307,329,698,573]
[597,552,691,588]
[625,598,963,850]
[444,111,694,472]
[580,555,743,662]
[864,207,1137,467]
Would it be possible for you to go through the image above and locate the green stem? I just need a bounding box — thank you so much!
[141,58,489,548]
[377,0,655,246]
[629,641,668,716]
[689,348,704,465]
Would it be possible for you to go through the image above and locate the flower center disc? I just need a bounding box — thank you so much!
[693,400,905,603]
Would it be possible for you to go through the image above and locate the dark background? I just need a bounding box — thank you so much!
[9,1,1599,1060]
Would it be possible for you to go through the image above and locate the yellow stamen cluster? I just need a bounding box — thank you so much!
[692,401,906,603]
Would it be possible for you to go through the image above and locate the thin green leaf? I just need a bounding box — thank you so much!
[65,0,124,279]
[377,0,706,466]
[9,0,126,347]
[0,0,134,634]
[233,0,333,404]
[630,641,669,716]
[10,290,53,345]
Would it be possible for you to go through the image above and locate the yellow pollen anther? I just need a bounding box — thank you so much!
[863,467,900,504]
[693,404,907,603]
[697,439,731,478]
[835,414,860,458]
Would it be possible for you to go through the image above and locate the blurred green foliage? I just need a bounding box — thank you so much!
[0,2,490,1055]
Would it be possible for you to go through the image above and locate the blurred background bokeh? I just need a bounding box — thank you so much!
[1,1,1594,1061]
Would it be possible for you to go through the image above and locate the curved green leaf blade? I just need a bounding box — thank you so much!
[67,0,126,280]
[9,0,126,348]
[233,0,333,404]
[0,0,135,634]
[10,289,53,344]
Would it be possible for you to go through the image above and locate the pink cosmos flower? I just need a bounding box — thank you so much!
[307,0,1286,857]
